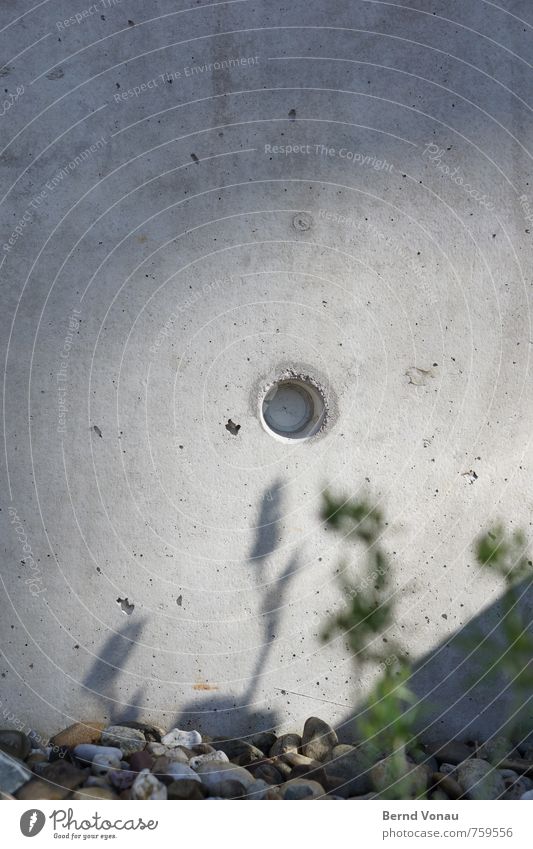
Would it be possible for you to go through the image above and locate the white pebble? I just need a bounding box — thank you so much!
[91,752,122,777]
[130,769,167,800]
[161,728,202,749]
[189,751,229,770]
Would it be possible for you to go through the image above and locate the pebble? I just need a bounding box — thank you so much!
[322,747,372,798]
[189,751,229,770]
[213,738,264,763]
[50,722,105,749]
[167,779,206,800]
[109,769,136,790]
[270,733,302,757]
[457,759,506,800]
[280,778,325,799]
[74,744,123,763]
[166,762,201,782]
[161,728,201,749]
[91,751,122,777]
[101,725,146,756]
[129,750,156,772]
[521,789,533,800]
[146,742,167,757]
[0,730,31,761]
[250,732,277,754]
[301,717,338,762]
[130,769,167,800]
[16,761,88,800]
[196,761,255,793]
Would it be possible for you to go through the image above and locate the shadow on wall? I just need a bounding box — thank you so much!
[337,580,533,744]
[175,480,300,737]
[82,617,147,726]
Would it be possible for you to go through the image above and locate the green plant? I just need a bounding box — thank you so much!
[469,524,533,750]
[321,492,421,797]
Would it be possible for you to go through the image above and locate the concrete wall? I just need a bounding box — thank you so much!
[1,0,532,741]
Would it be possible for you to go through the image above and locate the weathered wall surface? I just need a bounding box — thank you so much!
[1,0,532,741]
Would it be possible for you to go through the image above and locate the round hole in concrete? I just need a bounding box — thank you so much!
[260,378,326,441]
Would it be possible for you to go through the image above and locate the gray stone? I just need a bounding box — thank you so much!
[0,751,32,795]
[101,725,146,756]
[247,761,283,784]
[250,732,277,754]
[301,717,338,762]
[196,761,255,793]
[322,748,373,798]
[521,789,533,800]
[213,738,264,763]
[270,733,302,757]
[280,778,326,799]
[457,759,506,800]
[213,779,247,799]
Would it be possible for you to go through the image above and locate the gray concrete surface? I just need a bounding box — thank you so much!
[1,0,532,742]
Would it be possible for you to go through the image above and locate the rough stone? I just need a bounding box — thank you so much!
[50,722,105,749]
[130,769,167,800]
[301,717,338,762]
[101,725,146,756]
[189,751,229,770]
[161,729,201,749]
[270,734,301,757]
[0,751,32,795]
[477,737,516,764]
[457,759,506,800]
[117,721,164,742]
[91,751,122,777]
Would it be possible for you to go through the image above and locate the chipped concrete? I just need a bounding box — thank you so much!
[0,1,532,741]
